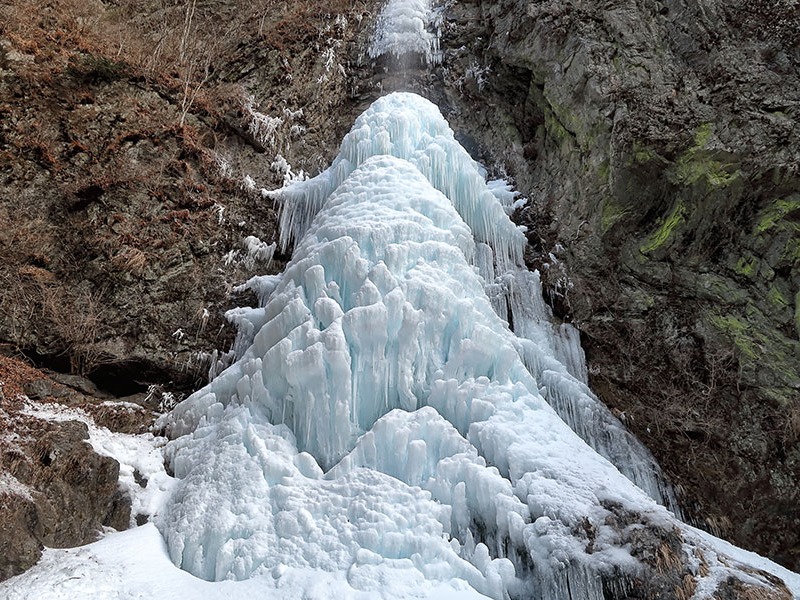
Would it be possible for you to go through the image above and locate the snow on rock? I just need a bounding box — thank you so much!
[20,400,175,526]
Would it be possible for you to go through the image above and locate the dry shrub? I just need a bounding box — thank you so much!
[0,356,44,401]
[84,402,153,435]
[675,573,697,600]
[713,579,794,600]
[110,247,149,276]
[655,539,683,574]
[36,284,108,376]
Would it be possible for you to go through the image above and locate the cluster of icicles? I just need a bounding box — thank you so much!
[156,92,695,600]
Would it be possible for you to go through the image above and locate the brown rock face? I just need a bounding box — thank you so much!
[0,417,131,580]
[0,356,144,580]
[0,0,798,592]
[0,0,381,397]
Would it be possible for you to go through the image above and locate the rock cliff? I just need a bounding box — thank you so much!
[421,0,799,570]
[0,0,797,586]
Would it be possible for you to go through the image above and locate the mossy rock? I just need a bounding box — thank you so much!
[707,307,800,402]
[640,201,686,254]
[755,197,800,235]
[667,124,741,189]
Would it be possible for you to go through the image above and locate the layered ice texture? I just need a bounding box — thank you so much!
[368,0,441,65]
[151,93,703,599]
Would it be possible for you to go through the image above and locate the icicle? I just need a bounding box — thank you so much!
[271,93,526,268]
[369,0,442,65]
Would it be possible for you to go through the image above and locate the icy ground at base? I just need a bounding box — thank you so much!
[1,524,488,600]
[3,92,799,600]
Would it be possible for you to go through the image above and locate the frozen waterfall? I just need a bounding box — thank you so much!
[369,0,442,65]
[155,92,699,599]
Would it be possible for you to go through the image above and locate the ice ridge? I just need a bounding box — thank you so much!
[274,92,526,273]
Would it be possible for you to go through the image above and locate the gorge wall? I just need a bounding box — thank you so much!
[420,0,800,569]
[0,0,798,578]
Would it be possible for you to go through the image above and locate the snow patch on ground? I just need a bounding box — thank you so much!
[20,400,174,525]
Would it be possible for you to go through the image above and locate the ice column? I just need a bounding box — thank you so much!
[369,0,442,65]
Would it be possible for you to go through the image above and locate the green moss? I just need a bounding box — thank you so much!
[632,142,655,164]
[734,255,758,278]
[755,197,800,234]
[768,285,789,308]
[709,314,757,359]
[784,239,800,263]
[543,94,607,151]
[675,157,740,187]
[693,122,713,147]
[709,308,800,395]
[703,308,800,406]
[544,107,572,146]
[759,262,776,282]
[670,124,740,188]
[640,201,686,254]
[597,160,610,184]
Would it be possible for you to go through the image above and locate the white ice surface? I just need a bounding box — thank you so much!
[369,0,441,64]
[0,524,489,600]
[154,94,672,598]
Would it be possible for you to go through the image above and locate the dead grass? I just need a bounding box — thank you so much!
[0,355,42,402]
[655,538,684,574]
[109,247,150,276]
[713,578,794,600]
[674,573,697,600]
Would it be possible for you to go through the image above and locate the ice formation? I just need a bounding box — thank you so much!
[1,94,796,600]
[274,93,526,272]
[368,0,441,65]
[152,92,701,599]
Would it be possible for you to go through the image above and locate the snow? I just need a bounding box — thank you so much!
[20,399,174,526]
[686,525,800,597]
[0,524,489,600]
[0,471,34,502]
[2,90,799,600]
